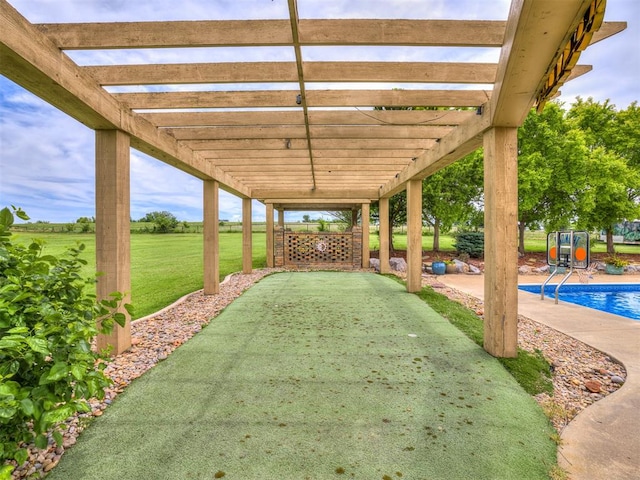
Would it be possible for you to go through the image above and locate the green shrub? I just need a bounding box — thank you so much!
[0,207,131,477]
[317,219,329,232]
[454,232,485,258]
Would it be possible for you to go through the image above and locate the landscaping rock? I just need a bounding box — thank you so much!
[518,265,532,275]
[389,257,407,272]
[533,265,550,274]
[453,259,469,273]
[467,264,482,275]
[369,258,380,272]
[585,380,602,393]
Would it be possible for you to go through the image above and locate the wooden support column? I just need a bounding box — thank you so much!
[406,179,423,292]
[379,197,390,274]
[277,209,284,227]
[361,203,370,268]
[483,127,518,358]
[242,197,252,274]
[95,129,131,355]
[266,203,274,268]
[203,180,219,295]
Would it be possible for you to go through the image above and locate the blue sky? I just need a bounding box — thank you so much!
[1,0,638,223]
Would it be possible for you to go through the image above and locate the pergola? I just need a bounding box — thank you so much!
[0,0,624,356]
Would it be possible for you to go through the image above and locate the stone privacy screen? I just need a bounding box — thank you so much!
[274,226,362,269]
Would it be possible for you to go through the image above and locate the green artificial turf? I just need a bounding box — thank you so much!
[49,272,555,480]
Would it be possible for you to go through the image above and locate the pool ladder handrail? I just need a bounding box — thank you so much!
[541,231,576,304]
[554,267,575,304]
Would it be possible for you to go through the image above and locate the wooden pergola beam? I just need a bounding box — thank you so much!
[165,125,453,141]
[140,110,475,128]
[85,62,496,86]
[115,89,491,110]
[37,19,505,49]
[186,138,436,151]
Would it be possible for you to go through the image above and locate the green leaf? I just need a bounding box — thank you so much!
[9,291,33,303]
[0,338,22,349]
[19,398,35,416]
[42,404,75,424]
[1,464,16,480]
[0,382,19,398]
[113,312,127,327]
[0,406,17,419]
[34,434,48,449]
[0,207,14,229]
[7,326,29,334]
[14,447,28,466]
[70,364,85,381]
[52,430,63,447]
[26,337,50,355]
[45,362,69,382]
[13,207,30,221]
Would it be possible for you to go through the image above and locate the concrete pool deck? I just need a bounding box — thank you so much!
[436,273,640,480]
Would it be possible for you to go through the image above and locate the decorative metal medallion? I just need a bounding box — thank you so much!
[315,240,328,252]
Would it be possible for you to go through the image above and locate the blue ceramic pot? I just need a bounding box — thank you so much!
[432,261,446,275]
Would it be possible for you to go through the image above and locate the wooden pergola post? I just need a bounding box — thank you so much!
[277,209,284,227]
[483,127,518,358]
[265,203,274,268]
[378,197,390,274]
[95,129,131,355]
[406,179,422,292]
[203,180,219,295]
[361,202,370,268]
[242,197,252,274]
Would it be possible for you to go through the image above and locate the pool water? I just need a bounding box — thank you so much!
[518,283,640,321]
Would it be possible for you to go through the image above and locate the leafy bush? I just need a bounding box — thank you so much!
[317,219,329,232]
[0,207,131,477]
[139,211,179,233]
[454,232,484,258]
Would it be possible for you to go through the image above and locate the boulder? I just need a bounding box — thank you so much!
[467,264,482,275]
[453,259,470,273]
[389,257,407,272]
[369,258,380,272]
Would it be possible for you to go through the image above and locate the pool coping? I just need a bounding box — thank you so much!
[433,273,640,480]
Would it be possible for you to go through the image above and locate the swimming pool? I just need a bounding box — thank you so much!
[518,283,640,321]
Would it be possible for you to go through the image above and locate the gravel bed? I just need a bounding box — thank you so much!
[7,268,627,478]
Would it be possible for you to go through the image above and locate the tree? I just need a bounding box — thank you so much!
[568,98,640,253]
[612,102,640,168]
[576,148,640,253]
[140,211,179,233]
[516,103,590,254]
[422,150,483,251]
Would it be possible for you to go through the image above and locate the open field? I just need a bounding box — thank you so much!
[10,229,637,319]
[11,232,266,319]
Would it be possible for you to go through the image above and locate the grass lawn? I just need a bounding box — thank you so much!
[12,232,266,319]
